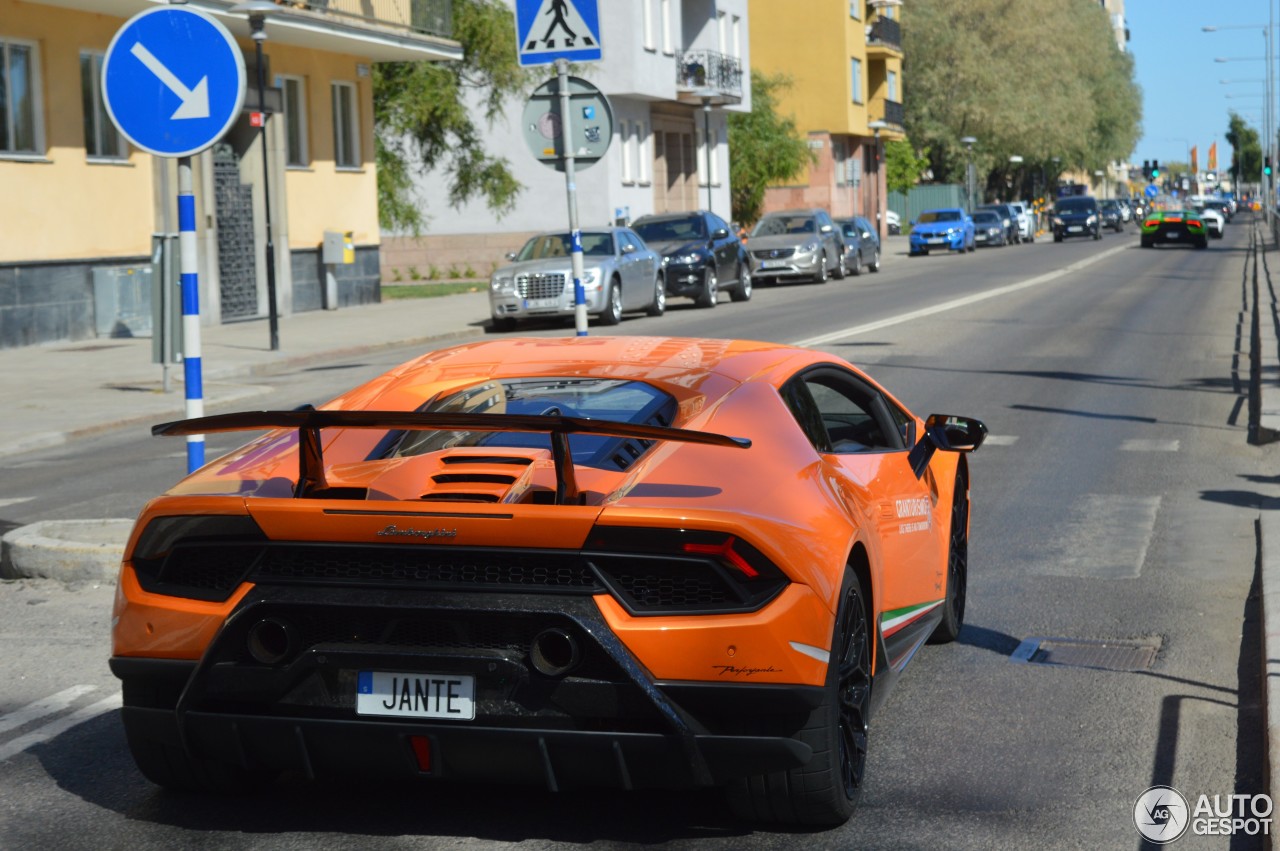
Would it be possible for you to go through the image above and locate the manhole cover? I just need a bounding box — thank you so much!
[1010,637,1159,672]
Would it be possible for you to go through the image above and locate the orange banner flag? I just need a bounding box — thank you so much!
[1190,146,1198,172]
[1208,142,1218,172]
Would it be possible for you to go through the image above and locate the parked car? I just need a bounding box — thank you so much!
[1051,196,1102,242]
[1099,199,1125,233]
[1192,204,1225,239]
[1008,202,1035,242]
[908,208,975,256]
[975,203,1021,244]
[971,210,1008,247]
[747,208,844,284]
[1140,209,1208,249]
[632,210,751,308]
[834,216,882,275]
[884,209,902,235]
[489,228,665,331]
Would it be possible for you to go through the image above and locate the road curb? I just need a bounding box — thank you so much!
[1265,500,1280,812]
[0,519,131,583]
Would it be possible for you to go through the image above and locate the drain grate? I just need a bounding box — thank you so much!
[1010,637,1159,672]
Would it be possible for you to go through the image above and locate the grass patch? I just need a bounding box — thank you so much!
[382,281,486,299]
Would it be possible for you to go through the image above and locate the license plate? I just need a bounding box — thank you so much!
[523,297,559,309]
[928,238,946,245]
[1165,231,1180,240]
[357,671,476,720]
[1068,226,1082,232]
[759,259,780,268]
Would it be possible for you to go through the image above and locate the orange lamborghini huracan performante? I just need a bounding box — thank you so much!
[110,336,985,826]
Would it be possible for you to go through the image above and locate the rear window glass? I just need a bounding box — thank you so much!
[383,378,677,471]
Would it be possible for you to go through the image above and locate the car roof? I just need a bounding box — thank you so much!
[632,211,710,222]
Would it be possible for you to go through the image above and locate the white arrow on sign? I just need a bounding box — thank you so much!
[129,41,210,120]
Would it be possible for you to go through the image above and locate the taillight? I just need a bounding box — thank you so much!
[584,526,790,615]
[130,514,267,601]
[1144,219,1159,228]
[1187,219,1202,228]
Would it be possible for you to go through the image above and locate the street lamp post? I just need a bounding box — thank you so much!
[232,1,281,351]
[700,95,714,213]
[1206,21,1276,228]
[961,136,977,212]
[869,120,888,239]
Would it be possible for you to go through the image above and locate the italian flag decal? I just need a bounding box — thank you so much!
[880,600,944,638]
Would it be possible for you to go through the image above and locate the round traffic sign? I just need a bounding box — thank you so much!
[521,75,613,172]
[102,6,246,158]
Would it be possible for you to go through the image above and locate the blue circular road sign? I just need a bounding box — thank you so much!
[1144,183,1158,199]
[102,6,246,158]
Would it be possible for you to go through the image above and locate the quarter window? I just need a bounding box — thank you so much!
[0,38,43,155]
[331,81,359,168]
[80,50,126,159]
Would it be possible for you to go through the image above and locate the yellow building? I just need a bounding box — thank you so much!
[0,0,459,349]
[747,0,904,236]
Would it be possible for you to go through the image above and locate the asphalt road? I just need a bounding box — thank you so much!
[0,222,1272,850]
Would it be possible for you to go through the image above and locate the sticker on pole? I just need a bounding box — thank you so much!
[516,0,602,66]
[520,75,613,171]
[102,5,246,158]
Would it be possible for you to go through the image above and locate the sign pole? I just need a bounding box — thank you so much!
[557,58,588,337]
[178,157,205,472]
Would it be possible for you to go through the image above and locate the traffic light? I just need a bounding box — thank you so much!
[1266,156,1273,177]
[1151,160,1160,180]
[1142,160,1150,181]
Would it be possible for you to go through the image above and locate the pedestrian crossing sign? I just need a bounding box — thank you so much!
[515,0,602,66]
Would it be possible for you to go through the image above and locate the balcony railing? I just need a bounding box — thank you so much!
[675,49,744,99]
[276,0,452,39]
[880,99,905,128]
[867,17,901,51]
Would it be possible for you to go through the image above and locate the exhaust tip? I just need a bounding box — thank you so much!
[530,628,580,677]
[247,617,297,665]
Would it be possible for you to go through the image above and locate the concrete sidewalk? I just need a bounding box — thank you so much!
[0,288,492,460]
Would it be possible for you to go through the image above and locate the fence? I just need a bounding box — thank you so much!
[887,185,966,228]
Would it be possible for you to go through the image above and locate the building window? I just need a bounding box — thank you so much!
[642,0,654,50]
[80,51,125,160]
[718,11,728,54]
[620,120,633,184]
[0,38,43,155]
[887,69,898,103]
[850,58,863,104]
[331,81,360,168]
[281,75,309,167]
[637,120,651,185]
[660,0,673,54]
[732,16,741,58]
[850,1,861,20]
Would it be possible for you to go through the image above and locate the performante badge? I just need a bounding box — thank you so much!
[376,525,458,540]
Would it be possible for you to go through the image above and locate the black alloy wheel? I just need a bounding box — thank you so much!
[930,467,969,644]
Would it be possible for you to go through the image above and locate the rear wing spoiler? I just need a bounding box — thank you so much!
[153,410,751,504]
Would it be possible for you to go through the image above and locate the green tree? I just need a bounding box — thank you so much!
[1227,112,1262,185]
[885,139,930,194]
[904,0,1141,201]
[727,70,815,224]
[374,0,535,234]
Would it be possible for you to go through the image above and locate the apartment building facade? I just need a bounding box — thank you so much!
[747,0,904,236]
[383,0,751,279]
[0,0,460,350]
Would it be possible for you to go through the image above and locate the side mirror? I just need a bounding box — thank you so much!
[712,228,729,239]
[907,414,987,478]
[621,243,637,254]
[505,252,517,261]
[820,224,833,233]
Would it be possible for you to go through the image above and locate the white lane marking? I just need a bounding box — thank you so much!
[0,497,34,508]
[795,243,1133,348]
[0,692,121,763]
[983,435,1019,446]
[1121,439,1179,452]
[1034,494,1162,579]
[0,685,97,736]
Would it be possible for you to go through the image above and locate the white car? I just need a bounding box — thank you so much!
[1194,205,1225,239]
[1009,202,1035,243]
[884,209,901,235]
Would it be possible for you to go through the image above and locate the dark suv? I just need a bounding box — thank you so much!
[1051,196,1103,242]
[976,203,1021,244]
[632,210,751,308]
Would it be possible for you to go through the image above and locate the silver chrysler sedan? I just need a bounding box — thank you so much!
[489,227,666,332]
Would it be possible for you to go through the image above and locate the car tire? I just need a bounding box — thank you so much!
[813,255,829,284]
[1141,237,1154,248]
[929,466,969,644]
[1195,238,1208,249]
[869,249,881,272]
[599,279,622,325]
[848,252,862,277]
[1053,233,1063,243]
[491,316,518,333]
[645,274,666,317]
[730,265,753,302]
[833,250,847,280]
[696,267,719,308]
[726,566,871,826]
